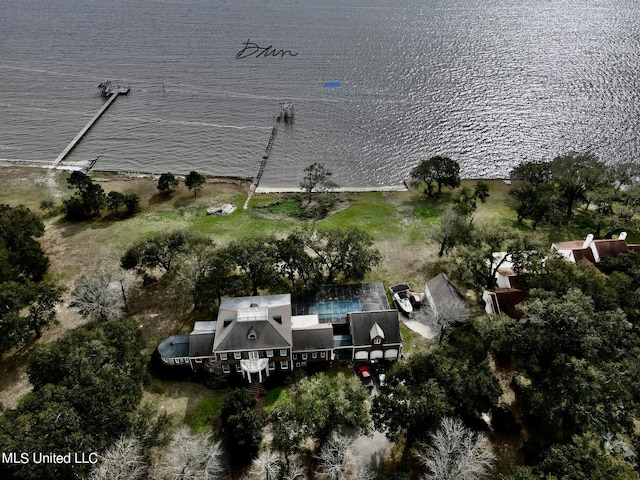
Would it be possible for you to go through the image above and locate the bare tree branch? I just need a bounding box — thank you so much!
[70,273,125,322]
[151,425,224,480]
[314,434,357,480]
[423,298,470,345]
[89,436,146,480]
[415,417,495,480]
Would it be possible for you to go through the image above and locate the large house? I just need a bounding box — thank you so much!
[552,232,640,264]
[483,232,640,318]
[158,291,402,383]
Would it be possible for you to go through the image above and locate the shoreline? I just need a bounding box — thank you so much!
[0,163,509,193]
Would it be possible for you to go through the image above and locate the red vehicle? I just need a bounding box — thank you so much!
[358,365,373,388]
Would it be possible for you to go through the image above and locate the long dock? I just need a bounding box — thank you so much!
[52,87,129,168]
[263,126,278,159]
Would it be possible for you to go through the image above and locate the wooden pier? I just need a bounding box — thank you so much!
[52,84,129,168]
[263,126,278,160]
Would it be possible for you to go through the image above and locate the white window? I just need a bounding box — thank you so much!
[295,362,301,368]
[280,360,289,370]
[301,362,307,367]
[234,352,242,360]
[268,361,275,371]
[266,350,274,357]
[320,352,326,358]
[173,358,181,364]
[222,365,230,373]
[374,337,382,345]
[219,353,228,360]
[302,353,308,360]
[312,352,317,359]
[235,364,242,372]
[293,354,298,360]
[249,351,259,360]
[280,349,287,357]
[194,358,203,364]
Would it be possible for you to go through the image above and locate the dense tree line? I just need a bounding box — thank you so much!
[0,320,170,480]
[481,255,640,477]
[63,171,140,220]
[120,225,381,311]
[372,323,501,449]
[0,204,63,354]
[510,154,640,234]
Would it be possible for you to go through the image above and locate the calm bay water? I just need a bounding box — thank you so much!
[1,0,639,186]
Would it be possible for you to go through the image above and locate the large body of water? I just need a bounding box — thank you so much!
[1,0,639,186]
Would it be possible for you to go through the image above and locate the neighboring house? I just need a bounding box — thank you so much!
[482,288,527,319]
[552,232,640,264]
[424,273,465,314]
[158,291,402,383]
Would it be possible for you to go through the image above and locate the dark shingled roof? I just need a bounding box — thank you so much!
[593,239,629,259]
[349,310,401,347]
[425,273,464,305]
[215,322,290,352]
[292,325,334,352]
[158,335,190,359]
[189,333,215,357]
[493,288,527,319]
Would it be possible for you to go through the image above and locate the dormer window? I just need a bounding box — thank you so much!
[248,326,257,339]
[369,322,385,344]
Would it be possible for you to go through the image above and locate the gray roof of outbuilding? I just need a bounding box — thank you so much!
[158,335,190,359]
[349,310,401,347]
[425,273,464,304]
[292,325,334,351]
[189,332,215,357]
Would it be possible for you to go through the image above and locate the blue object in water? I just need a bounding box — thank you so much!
[324,81,342,88]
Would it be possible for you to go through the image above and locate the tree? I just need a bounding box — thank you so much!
[276,231,319,289]
[224,235,280,296]
[0,281,64,353]
[269,372,371,453]
[535,433,638,480]
[448,225,545,291]
[0,204,49,281]
[107,191,126,217]
[64,171,106,219]
[121,229,209,280]
[124,193,140,215]
[185,171,206,197]
[244,449,281,480]
[414,417,495,480]
[314,434,357,480]
[425,297,470,345]
[302,226,381,284]
[429,205,473,257]
[220,389,263,465]
[89,436,146,480]
[151,425,225,480]
[549,154,608,217]
[300,163,338,205]
[372,348,501,447]
[0,320,149,480]
[411,156,461,197]
[157,172,179,195]
[26,282,65,338]
[70,273,124,322]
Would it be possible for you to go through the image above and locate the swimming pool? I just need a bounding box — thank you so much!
[309,299,363,320]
